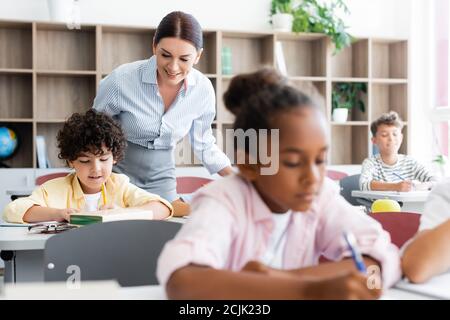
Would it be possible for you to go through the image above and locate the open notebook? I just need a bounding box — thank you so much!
[69,208,154,226]
[395,272,450,299]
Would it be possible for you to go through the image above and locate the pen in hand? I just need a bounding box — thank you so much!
[392,172,405,181]
[343,231,367,273]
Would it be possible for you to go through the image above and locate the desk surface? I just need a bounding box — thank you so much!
[1,281,167,300]
[352,190,430,202]
[0,217,186,251]
[6,189,33,196]
[394,272,450,299]
[0,281,433,300]
[0,227,51,251]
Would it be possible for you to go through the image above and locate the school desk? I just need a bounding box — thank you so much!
[6,188,33,201]
[394,271,450,299]
[351,190,429,213]
[0,281,434,300]
[0,217,186,283]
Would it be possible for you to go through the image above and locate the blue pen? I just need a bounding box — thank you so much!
[343,231,367,273]
[392,172,405,181]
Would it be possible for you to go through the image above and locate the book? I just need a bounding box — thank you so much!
[36,135,49,168]
[275,41,287,76]
[69,208,154,226]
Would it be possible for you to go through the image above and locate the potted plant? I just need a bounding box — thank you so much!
[270,0,295,32]
[270,0,352,54]
[332,82,367,123]
[47,0,73,22]
[432,154,448,177]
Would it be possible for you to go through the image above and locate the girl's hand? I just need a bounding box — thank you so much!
[241,261,299,279]
[56,208,79,222]
[241,261,270,274]
[304,271,382,300]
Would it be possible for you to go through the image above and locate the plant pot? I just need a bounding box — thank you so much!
[332,108,349,123]
[272,13,294,32]
[47,0,73,22]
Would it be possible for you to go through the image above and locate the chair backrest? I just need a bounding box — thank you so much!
[326,170,348,181]
[339,174,361,206]
[176,176,213,194]
[44,220,181,286]
[368,212,421,248]
[36,172,69,185]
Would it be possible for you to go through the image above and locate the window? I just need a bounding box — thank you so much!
[430,0,450,156]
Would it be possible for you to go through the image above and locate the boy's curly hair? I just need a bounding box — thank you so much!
[57,110,127,162]
[370,111,404,137]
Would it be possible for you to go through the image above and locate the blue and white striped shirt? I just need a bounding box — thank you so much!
[93,56,230,174]
[359,154,437,191]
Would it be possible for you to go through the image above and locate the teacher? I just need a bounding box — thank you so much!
[93,11,233,216]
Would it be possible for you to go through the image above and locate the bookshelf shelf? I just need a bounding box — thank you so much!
[371,39,408,79]
[221,33,274,75]
[276,36,327,77]
[36,122,65,168]
[371,83,408,122]
[35,74,96,121]
[330,125,369,165]
[0,22,32,69]
[0,121,33,168]
[331,39,369,78]
[101,26,154,74]
[0,19,409,167]
[36,24,96,71]
[0,73,32,119]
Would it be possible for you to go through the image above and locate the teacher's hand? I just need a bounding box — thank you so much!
[218,166,234,177]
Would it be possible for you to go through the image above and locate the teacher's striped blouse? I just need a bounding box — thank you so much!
[93,56,230,174]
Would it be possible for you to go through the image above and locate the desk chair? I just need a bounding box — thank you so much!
[36,172,69,185]
[176,176,213,194]
[339,174,372,208]
[368,212,420,248]
[44,220,181,286]
[326,170,348,181]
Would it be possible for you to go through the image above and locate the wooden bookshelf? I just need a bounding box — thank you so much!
[0,19,409,168]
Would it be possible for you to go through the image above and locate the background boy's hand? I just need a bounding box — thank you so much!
[56,208,79,222]
[395,180,413,192]
[305,271,382,300]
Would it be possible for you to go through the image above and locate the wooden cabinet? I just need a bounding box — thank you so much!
[0,20,409,168]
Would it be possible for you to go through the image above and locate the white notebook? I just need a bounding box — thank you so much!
[395,272,450,299]
[70,208,154,225]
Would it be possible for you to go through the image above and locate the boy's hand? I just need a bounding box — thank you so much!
[55,208,79,222]
[304,271,382,300]
[395,180,413,192]
[99,204,120,210]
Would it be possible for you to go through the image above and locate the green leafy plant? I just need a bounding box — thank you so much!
[271,0,295,14]
[433,154,447,166]
[270,0,352,54]
[332,82,367,113]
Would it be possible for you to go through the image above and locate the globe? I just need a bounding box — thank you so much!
[0,127,19,160]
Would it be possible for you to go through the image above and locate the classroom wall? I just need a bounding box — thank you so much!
[0,0,411,35]
[0,0,434,165]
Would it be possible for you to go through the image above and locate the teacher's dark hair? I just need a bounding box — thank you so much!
[154,11,203,50]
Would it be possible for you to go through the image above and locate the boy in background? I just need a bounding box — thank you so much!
[360,111,437,192]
